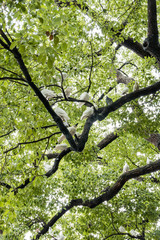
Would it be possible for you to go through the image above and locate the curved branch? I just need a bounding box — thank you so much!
[6,148,72,192]
[0,128,15,138]
[0,28,78,151]
[0,77,28,86]
[0,66,22,77]
[77,80,160,152]
[4,132,60,154]
[33,159,160,239]
[98,80,160,121]
[45,148,71,177]
[121,37,151,59]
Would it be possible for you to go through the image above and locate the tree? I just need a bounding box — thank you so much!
[0,0,160,239]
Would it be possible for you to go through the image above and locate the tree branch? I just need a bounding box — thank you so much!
[0,28,78,151]
[0,66,23,77]
[0,128,16,138]
[4,132,60,154]
[142,0,160,64]
[97,131,119,150]
[87,41,94,92]
[98,80,160,121]
[121,37,151,59]
[3,148,72,192]
[33,159,160,239]
[0,182,11,189]
[45,148,71,177]
[0,77,28,86]
[147,0,159,39]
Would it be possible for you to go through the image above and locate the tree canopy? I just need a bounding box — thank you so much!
[0,0,160,239]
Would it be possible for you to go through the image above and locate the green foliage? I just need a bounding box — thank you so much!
[0,0,160,239]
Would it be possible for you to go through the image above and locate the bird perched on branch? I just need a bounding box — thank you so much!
[121,86,129,95]
[130,229,139,236]
[55,143,68,151]
[119,226,126,233]
[65,87,72,98]
[123,161,129,173]
[78,92,90,108]
[59,233,65,240]
[41,89,56,100]
[81,106,94,120]
[54,107,70,122]
[106,96,113,106]
[58,126,77,143]
[146,158,152,164]
[133,81,139,91]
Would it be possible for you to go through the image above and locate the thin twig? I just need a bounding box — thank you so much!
[0,128,16,138]
[0,66,22,77]
[87,41,94,92]
[55,67,67,99]
[4,132,61,154]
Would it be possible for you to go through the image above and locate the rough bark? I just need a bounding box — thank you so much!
[143,0,160,65]
[146,133,160,150]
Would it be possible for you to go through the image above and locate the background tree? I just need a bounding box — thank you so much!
[0,0,160,239]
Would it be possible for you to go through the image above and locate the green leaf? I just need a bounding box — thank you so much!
[10,41,17,50]
[54,36,59,46]
[47,55,55,68]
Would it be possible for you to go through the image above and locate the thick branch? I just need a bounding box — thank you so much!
[97,131,119,150]
[98,80,160,121]
[54,0,152,61]
[45,148,71,177]
[142,0,160,64]
[147,0,158,38]
[33,159,160,239]
[121,37,151,59]
[77,80,160,152]
[146,133,160,150]
[0,182,11,189]
[0,28,77,151]
[5,148,72,192]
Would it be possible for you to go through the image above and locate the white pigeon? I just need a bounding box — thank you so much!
[130,229,139,236]
[58,126,76,143]
[41,89,55,100]
[59,233,65,240]
[54,107,70,122]
[81,106,94,120]
[46,149,53,154]
[133,81,139,91]
[55,144,68,151]
[146,158,152,164]
[123,162,129,173]
[78,92,90,108]
[121,86,129,95]
[63,121,69,127]
[65,87,72,98]
[119,226,126,233]
[62,73,68,80]
[44,163,51,171]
